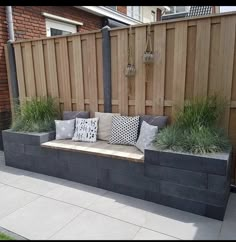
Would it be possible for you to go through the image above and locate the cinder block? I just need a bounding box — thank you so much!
[2,130,55,145]
[160,194,206,216]
[4,141,24,154]
[145,191,161,203]
[160,181,228,206]
[145,164,207,189]
[109,170,159,193]
[112,183,145,200]
[208,174,228,192]
[144,149,160,165]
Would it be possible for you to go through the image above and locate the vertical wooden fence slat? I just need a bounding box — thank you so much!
[23,42,36,98]
[87,34,98,116]
[46,39,59,101]
[193,19,211,97]
[135,26,146,115]
[172,22,188,116]
[219,16,236,133]
[33,41,47,97]
[14,43,26,102]
[153,24,166,115]
[118,29,129,115]
[72,36,85,111]
[57,38,72,111]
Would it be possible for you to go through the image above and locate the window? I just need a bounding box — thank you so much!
[105,6,117,11]
[165,6,190,15]
[46,18,77,37]
[151,10,156,22]
[127,6,141,21]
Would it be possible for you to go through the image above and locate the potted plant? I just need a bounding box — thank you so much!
[144,95,232,220]
[2,97,60,171]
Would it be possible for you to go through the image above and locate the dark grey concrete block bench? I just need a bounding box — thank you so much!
[2,129,232,220]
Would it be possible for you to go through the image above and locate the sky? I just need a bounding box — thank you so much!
[220,6,236,12]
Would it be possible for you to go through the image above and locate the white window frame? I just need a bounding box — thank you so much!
[127,6,142,21]
[151,10,156,22]
[45,18,77,37]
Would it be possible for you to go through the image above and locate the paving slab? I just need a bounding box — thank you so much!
[0,186,39,220]
[44,179,107,208]
[0,165,32,185]
[219,193,236,240]
[50,210,140,240]
[133,228,179,240]
[6,172,66,195]
[0,197,84,240]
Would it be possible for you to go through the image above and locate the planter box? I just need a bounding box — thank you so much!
[2,129,232,220]
[2,129,55,172]
[144,148,232,220]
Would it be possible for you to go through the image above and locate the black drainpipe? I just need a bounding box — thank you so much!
[101,25,112,113]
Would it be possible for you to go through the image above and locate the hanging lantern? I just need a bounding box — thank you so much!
[143,24,154,64]
[125,64,136,77]
[125,26,136,77]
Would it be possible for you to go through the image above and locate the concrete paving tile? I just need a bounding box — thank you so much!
[0,186,39,220]
[133,228,179,240]
[0,197,83,240]
[50,210,140,240]
[44,179,107,208]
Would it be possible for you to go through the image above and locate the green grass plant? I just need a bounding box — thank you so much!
[155,96,230,154]
[11,97,60,132]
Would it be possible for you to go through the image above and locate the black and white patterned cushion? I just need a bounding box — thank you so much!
[72,118,98,142]
[109,116,139,146]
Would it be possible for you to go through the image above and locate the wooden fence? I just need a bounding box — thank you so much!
[5,12,236,182]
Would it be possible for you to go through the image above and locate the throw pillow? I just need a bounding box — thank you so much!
[55,119,75,140]
[139,115,168,129]
[72,118,98,142]
[109,116,139,146]
[95,112,121,141]
[63,111,90,120]
[136,121,158,153]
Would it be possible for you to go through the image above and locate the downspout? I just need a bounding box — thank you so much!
[6,6,15,41]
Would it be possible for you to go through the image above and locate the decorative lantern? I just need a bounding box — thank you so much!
[125,26,136,77]
[143,24,154,64]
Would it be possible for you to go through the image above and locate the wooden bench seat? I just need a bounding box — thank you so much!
[41,140,144,163]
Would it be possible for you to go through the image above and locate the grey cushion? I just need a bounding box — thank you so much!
[63,111,90,120]
[136,121,158,153]
[72,118,98,142]
[139,115,168,130]
[109,116,140,146]
[55,119,75,140]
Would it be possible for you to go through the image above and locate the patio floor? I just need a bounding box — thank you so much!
[0,151,235,240]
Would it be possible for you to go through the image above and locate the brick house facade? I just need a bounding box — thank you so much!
[0,6,128,149]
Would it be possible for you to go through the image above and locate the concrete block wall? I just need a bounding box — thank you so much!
[2,130,231,220]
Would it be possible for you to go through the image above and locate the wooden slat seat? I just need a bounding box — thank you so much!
[41,140,144,163]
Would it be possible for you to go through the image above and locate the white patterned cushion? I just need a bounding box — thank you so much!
[109,116,139,145]
[55,119,75,140]
[95,112,121,141]
[72,118,98,142]
[136,121,158,153]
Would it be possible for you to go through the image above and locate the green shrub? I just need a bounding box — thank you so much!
[11,97,60,132]
[155,96,230,154]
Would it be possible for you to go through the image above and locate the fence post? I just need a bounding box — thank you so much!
[102,25,112,113]
[7,40,19,106]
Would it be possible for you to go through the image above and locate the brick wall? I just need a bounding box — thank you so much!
[0,6,103,149]
[0,6,11,136]
[156,8,162,21]
[117,6,127,15]
[13,6,103,40]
